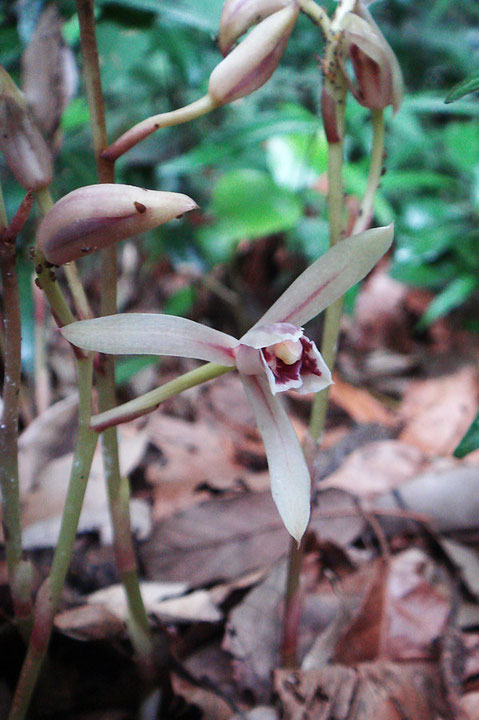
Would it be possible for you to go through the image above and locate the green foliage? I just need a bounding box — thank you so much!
[2,0,479,339]
[446,72,479,103]
[455,412,479,458]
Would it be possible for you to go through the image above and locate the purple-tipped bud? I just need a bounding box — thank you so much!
[219,0,295,55]
[37,184,198,265]
[321,87,342,143]
[0,66,53,190]
[209,4,299,105]
[341,12,403,113]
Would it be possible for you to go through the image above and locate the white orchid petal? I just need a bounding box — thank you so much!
[61,314,238,365]
[252,224,394,328]
[241,374,310,542]
[240,322,302,348]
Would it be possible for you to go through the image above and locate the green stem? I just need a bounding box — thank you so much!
[281,89,346,667]
[76,0,155,681]
[353,110,385,235]
[309,138,345,440]
[8,356,98,720]
[0,187,33,637]
[297,0,332,40]
[102,95,216,163]
[91,363,233,431]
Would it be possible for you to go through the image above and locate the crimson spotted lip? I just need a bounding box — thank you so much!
[235,322,331,394]
[61,225,394,542]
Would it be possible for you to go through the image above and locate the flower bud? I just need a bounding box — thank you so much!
[209,4,299,105]
[37,184,198,265]
[341,12,403,113]
[321,87,342,143]
[219,0,295,55]
[0,66,53,190]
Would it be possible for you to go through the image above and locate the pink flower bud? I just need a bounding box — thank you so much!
[0,66,53,190]
[321,87,342,143]
[209,4,299,105]
[219,0,295,55]
[341,12,403,112]
[37,184,198,265]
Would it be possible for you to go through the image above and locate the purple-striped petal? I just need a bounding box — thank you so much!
[241,373,311,541]
[61,314,238,365]
[251,224,394,328]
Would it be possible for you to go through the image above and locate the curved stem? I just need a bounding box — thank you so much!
[76,0,156,686]
[352,109,385,235]
[102,95,216,162]
[297,0,332,41]
[90,363,233,431]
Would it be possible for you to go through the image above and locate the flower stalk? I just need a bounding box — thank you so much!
[0,186,34,639]
[75,0,157,689]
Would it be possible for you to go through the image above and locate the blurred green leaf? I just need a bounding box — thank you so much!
[163,285,196,315]
[446,73,479,104]
[115,356,158,385]
[454,411,479,458]
[197,169,303,264]
[418,274,477,328]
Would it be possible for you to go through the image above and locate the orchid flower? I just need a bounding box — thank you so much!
[62,224,393,542]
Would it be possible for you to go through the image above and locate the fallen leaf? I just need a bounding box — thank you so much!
[329,376,399,427]
[321,440,429,496]
[223,563,286,703]
[141,489,364,588]
[400,366,479,455]
[146,408,269,520]
[275,661,449,720]
[54,604,126,642]
[334,550,451,664]
[18,426,150,548]
[440,539,479,599]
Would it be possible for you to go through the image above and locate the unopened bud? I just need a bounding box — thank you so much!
[321,87,342,143]
[38,184,198,265]
[0,66,53,190]
[341,11,403,113]
[209,4,299,105]
[219,0,295,55]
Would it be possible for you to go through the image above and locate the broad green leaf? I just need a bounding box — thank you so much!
[454,412,479,458]
[115,356,158,385]
[418,274,477,328]
[197,169,303,264]
[446,73,479,104]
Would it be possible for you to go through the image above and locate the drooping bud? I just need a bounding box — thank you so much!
[37,184,198,265]
[321,87,342,143]
[341,11,403,113]
[0,66,53,190]
[21,5,78,142]
[209,4,299,105]
[219,0,295,55]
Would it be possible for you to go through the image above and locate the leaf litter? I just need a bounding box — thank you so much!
[4,262,479,717]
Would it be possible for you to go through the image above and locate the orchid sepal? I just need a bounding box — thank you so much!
[246,223,394,330]
[61,314,239,366]
[241,373,311,542]
[218,0,297,55]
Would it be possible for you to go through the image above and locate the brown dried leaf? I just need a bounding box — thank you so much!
[334,550,451,664]
[400,366,479,455]
[54,604,125,642]
[223,563,286,703]
[275,661,449,720]
[329,376,399,427]
[141,489,364,588]
[146,409,269,520]
[322,439,429,496]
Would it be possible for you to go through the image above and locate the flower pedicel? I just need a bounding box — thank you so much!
[62,224,394,542]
